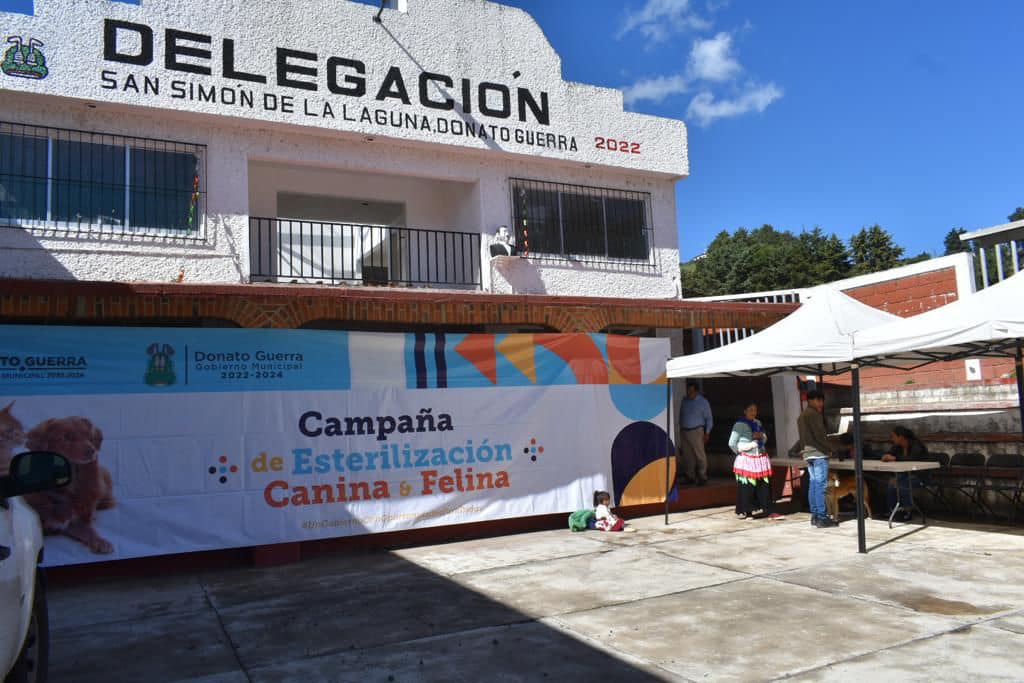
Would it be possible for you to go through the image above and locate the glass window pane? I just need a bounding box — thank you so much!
[0,133,48,222]
[130,148,199,231]
[512,184,562,255]
[51,139,126,227]
[561,191,605,256]
[510,179,650,260]
[605,197,648,259]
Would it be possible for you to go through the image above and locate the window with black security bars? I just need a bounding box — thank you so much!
[509,178,654,265]
[0,121,206,239]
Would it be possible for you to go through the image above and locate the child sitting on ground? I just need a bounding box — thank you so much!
[593,490,636,532]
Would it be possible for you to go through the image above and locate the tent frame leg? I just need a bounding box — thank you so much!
[1016,340,1024,437]
[664,375,672,525]
[852,365,867,554]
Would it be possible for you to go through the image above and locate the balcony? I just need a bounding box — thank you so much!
[248,217,482,290]
[959,219,1024,289]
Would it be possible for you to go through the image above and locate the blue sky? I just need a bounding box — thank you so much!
[4,1,1022,261]
[512,0,1024,260]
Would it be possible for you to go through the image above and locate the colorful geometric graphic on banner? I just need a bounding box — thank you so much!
[402,332,665,389]
[496,333,537,384]
[611,421,676,506]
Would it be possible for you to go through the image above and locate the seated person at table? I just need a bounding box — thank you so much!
[881,426,929,520]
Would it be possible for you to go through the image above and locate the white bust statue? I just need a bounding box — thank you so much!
[490,225,515,257]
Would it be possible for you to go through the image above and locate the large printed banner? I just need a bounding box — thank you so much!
[0,326,673,566]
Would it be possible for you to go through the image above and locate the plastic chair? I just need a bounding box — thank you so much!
[919,451,951,514]
[949,452,988,519]
[984,453,1024,522]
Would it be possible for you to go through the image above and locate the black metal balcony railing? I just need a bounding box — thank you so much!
[249,217,482,289]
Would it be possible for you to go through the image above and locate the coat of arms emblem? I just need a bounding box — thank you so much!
[2,36,48,80]
[145,343,177,387]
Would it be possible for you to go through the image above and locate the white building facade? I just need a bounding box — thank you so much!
[0,0,689,299]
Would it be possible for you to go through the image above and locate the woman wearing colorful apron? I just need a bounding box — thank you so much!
[729,401,782,519]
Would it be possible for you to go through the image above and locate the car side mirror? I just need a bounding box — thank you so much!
[1,451,72,498]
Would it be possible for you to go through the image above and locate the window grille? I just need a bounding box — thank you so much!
[509,178,655,266]
[0,121,206,239]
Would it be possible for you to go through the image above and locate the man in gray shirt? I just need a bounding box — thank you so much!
[797,389,837,528]
[678,381,713,486]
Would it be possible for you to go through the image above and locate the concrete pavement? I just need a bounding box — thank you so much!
[47,509,1024,682]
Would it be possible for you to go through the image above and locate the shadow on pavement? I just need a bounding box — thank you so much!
[48,548,668,682]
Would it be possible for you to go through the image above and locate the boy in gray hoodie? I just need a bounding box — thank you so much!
[797,390,837,528]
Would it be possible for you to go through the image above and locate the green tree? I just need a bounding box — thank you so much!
[682,229,743,296]
[849,224,905,275]
[943,228,969,255]
[679,260,701,297]
[681,225,851,296]
[901,251,933,266]
[800,227,851,283]
[1009,207,1024,223]
[735,225,816,293]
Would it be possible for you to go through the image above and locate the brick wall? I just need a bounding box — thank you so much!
[0,279,796,334]
[844,268,959,317]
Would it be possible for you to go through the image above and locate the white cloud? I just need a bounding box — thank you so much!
[686,82,783,126]
[687,32,741,82]
[622,74,690,107]
[621,29,740,107]
[618,10,783,124]
[618,0,711,43]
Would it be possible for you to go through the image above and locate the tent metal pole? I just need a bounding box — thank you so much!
[852,364,867,554]
[664,373,672,525]
[1016,341,1024,437]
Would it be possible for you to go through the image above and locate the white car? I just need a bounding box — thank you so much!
[1,451,71,683]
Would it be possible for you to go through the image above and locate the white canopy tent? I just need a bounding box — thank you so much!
[853,270,1024,455]
[664,286,902,551]
[843,272,1024,551]
[665,274,1024,553]
[667,285,902,379]
[854,271,1024,369]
